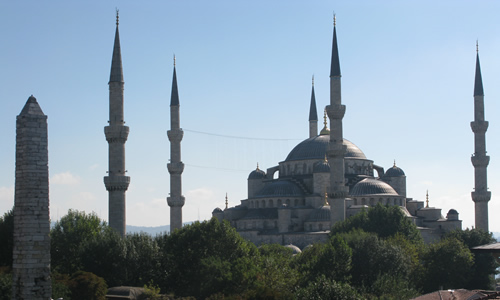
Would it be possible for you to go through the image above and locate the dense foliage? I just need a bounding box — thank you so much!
[0,205,497,299]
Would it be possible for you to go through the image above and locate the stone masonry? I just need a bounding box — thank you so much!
[104,13,130,237]
[167,60,185,231]
[12,95,51,299]
[471,49,491,232]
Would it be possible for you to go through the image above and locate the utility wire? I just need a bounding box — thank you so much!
[184,129,302,141]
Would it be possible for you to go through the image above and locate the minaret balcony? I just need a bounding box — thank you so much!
[105,125,130,143]
[167,195,185,207]
[168,162,185,174]
[470,121,488,133]
[471,191,491,202]
[326,104,346,120]
[104,175,130,191]
[328,185,349,200]
[471,155,490,168]
[167,129,184,142]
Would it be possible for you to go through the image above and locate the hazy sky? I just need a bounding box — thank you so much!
[1,1,500,232]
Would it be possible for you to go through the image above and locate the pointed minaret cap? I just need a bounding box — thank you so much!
[309,75,318,121]
[170,55,180,106]
[109,9,124,83]
[474,41,484,96]
[20,95,45,116]
[330,14,341,77]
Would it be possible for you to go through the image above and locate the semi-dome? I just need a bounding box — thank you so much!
[285,135,366,162]
[350,178,399,196]
[384,164,405,177]
[254,180,304,198]
[248,166,266,180]
[307,206,331,222]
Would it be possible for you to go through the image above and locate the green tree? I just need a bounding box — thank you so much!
[156,218,260,299]
[420,237,474,292]
[338,230,414,295]
[331,204,422,243]
[445,228,498,289]
[294,275,362,300]
[0,208,13,267]
[51,210,111,274]
[295,236,352,287]
[68,271,107,300]
[124,232,161,287]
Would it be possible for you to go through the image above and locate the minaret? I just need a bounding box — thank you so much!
[326,15,349,224]
[104,11,130,237]
[309,75,318,138]
[12,96,51,299]
[167,56,185,232]
[470,43,491,232]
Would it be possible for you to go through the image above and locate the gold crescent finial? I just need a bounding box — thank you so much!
[323,109,328,127]
[312,74,314,86]
[393,160,396,167]
[116,8,119,26]
[173,54,176,67]
[476,40,479,53]
[425,190,429,208]
[334,13,336,26]
[225,193,228,209]
[324,191,328,206]
[256,163,259,170]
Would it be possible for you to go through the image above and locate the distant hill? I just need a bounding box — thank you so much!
[126,225,170,236]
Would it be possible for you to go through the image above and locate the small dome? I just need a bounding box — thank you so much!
[254,180,304,198]
[284,244,302,254]
[384,164,405,177]
[447,209,459,221]
[248,166,266,180]
[212,207,223,213]
[350,178,399,196]
[313,159,330,173]
[448,209,458,214]
[307,206,331,222]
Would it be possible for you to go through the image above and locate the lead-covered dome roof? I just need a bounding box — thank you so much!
[248,167,266,180]
[254,180,304,198]
[384,165,405,177]
[350,178,399,196]
[307,206,331,222]
[285,135,366,162]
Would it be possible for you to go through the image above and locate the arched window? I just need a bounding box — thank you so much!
[255,201,259,208]
[269,199,274,207]
[294,199,299,207]
[286,199,290,205]
[261,200,266,208]
[278,199,282,206]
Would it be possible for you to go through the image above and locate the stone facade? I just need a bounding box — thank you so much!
[12,96,51,299]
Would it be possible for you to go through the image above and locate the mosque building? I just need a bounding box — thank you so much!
[211,18,463,247]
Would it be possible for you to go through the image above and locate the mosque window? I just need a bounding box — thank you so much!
[256,201,259,208]
[262,200,266,208]
[286,199,290,205]
[269,199,274,207]
[294,199,299,207]
[278,199,282,206]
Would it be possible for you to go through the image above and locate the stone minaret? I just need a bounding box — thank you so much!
[12,96,51,299]
[104,12,130,237]
[470,45,491,232]
[326,16,349,224]
[309,75,318,138]
[167,57,185,232]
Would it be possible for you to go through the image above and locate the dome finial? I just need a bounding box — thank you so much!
[425,190,429,208]
[225,193,228,209]
[116,8,119,26]
[256,163,260,170]
[333,13,336,27]
[319,109,330,135]
[324,190,328,206]
[393,159,396,167]
[324,154,328,162]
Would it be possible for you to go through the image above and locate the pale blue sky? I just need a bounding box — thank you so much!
[1,1,500,232]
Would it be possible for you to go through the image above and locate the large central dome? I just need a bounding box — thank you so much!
[285,135,366,162]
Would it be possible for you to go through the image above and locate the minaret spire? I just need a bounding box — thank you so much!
[104,12,130,237]
[326,14,348,225]
[309,75,318,138]
[167,55,185,232]
[471,46,490,232]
